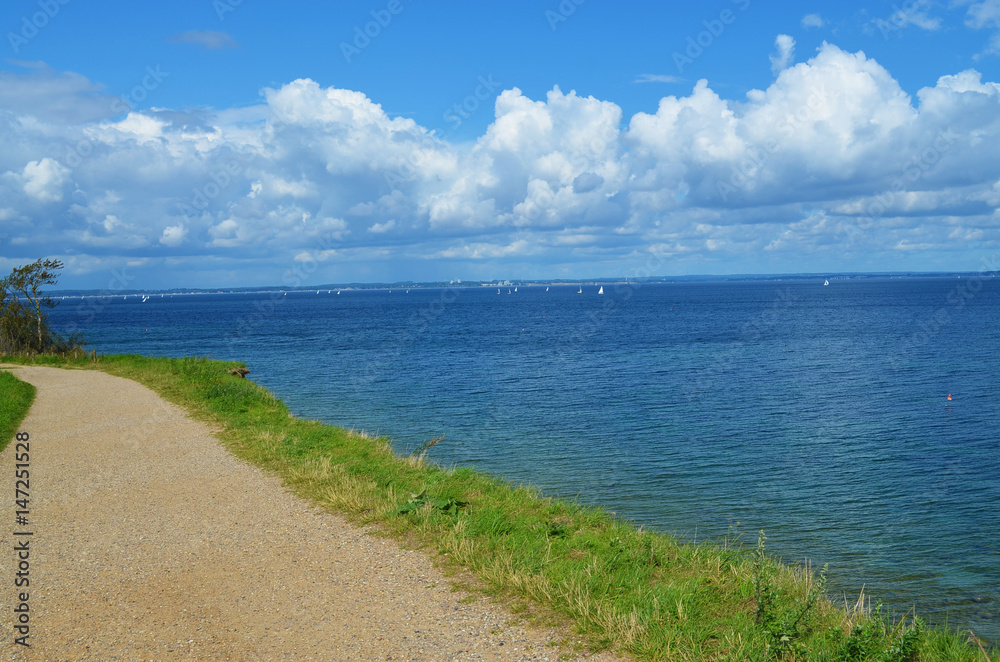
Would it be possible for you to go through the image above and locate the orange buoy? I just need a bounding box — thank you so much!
[947,393,952,401]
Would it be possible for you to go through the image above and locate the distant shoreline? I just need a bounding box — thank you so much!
[46,270,1000,299]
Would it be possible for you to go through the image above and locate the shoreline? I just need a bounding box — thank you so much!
[2,354,996,661]
[0,362,626,660]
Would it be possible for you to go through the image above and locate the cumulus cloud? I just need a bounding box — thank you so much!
[2,45,1000,286]
[770,35,796,76]
[21,158,71,202]
[368,220,396,233]
[160,224,187,247]
[167,30,239,50]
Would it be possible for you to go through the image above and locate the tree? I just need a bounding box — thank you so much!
[0,273,33,353]
[1,258,74,354]
[9,258,63,349]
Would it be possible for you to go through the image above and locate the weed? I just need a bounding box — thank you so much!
[833,604,924,662]
[406,434,444,468]
[396,488,467,516]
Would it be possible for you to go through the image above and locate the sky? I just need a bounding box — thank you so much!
[1,0,1000,289]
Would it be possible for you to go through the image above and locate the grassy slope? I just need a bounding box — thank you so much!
[1,353,995,662]
[0,369,36,452]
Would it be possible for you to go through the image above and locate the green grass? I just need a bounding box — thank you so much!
[2,352,996,662]
[0,368,36,452]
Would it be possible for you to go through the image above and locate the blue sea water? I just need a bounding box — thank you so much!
[48,278,1000,641]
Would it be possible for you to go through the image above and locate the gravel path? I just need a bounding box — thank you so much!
[0,366,626,661]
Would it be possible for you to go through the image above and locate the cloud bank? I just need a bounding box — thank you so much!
[1,42,999,287]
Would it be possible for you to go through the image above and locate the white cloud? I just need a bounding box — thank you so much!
[160,223,187,247]
[2,48,1000,286]
[965,0,1000,29]
[368,220,396,233]
[0,62,118,123]
[887,4,941,31]
[802,14,825,28]
[103,215,123,232]
[436,239,534,259]
[105,113,166,144]
[770,35,796,76]
[21,158,71,202]
[962,0,1000,57]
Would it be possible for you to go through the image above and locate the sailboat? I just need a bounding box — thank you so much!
[577,286,582,294]
[497,288,501,294]
[823,279,830,286]
[514,287,517,292]
[545,286,549,292]
[598,286,604,295]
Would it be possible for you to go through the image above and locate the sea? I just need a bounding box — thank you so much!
[47,277,1000,642]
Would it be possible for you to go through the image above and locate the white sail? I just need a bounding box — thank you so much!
[598,286,604,294]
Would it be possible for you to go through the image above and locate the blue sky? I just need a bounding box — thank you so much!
[2,0,1000,288]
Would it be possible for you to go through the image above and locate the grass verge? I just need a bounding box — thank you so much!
[0,368,36,452]
[2,353,996,661]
